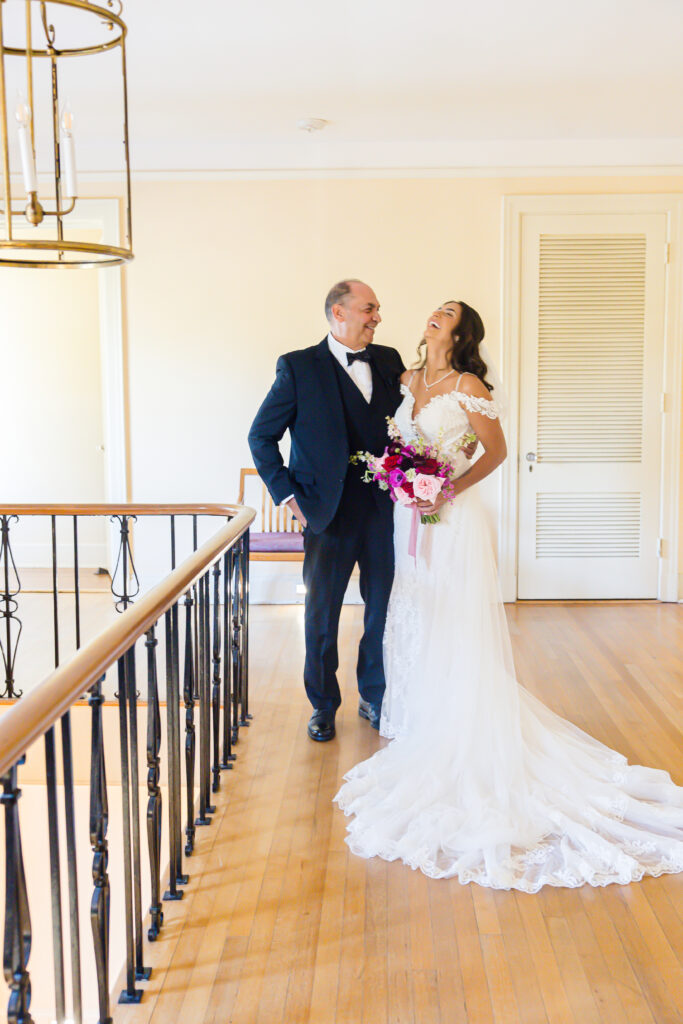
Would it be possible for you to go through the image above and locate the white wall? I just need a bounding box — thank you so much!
[1,229,108,567]
[116,173,683,599]
[12,172,681,598]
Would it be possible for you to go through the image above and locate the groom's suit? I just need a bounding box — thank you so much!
[248,337,404,712]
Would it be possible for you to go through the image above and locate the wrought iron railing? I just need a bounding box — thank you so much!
[0,503,254,1023]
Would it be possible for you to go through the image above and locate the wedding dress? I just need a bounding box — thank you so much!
[334,380,683,891]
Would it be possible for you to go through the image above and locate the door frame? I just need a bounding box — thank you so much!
[500,194,683,603]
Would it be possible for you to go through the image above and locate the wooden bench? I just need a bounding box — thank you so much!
[238,468,304,562]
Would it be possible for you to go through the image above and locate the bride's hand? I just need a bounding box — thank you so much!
[463,436,478,460]
[415,492,447,516]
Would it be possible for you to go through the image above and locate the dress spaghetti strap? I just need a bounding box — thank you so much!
[454,372,464,391]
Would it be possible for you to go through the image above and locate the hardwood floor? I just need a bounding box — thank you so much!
[110,601,683,1024]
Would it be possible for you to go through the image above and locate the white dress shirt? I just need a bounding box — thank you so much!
[326,332,373,403]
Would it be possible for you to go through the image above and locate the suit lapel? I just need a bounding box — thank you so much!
[313,337,345,430]
[370,347,398,393]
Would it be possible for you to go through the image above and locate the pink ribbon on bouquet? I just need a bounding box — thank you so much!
[408,505,420,561]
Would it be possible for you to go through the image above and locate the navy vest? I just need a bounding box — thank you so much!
[330,353,395,517]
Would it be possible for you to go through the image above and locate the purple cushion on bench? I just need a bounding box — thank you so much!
[250,531,304,553]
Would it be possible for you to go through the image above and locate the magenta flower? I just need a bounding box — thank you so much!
[389,468,407,489]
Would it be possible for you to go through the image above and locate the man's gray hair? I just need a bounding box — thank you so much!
[324,279,364,323]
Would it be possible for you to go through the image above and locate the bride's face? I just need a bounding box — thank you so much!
[424,302,461,347]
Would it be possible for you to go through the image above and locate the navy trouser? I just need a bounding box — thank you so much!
[302,501,394,712]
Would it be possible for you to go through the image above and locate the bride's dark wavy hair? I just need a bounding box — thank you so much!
[416,300,493,393]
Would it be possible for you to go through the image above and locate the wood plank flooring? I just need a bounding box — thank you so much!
[113,602,683,1024]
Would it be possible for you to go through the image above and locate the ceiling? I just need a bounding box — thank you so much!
[3,0,683,173]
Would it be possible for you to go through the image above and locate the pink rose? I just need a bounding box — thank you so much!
[393,486,414,507]
[413,474,444,502]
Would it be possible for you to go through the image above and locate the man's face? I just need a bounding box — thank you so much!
[330,282,381,350]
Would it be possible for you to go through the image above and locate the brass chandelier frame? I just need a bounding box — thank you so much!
[0,0,133,268]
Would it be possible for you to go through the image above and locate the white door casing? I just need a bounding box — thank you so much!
[500,195,683,603]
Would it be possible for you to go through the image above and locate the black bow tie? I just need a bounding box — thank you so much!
[347,348,372,366]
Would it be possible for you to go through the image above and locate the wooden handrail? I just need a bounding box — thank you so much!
[0,504,255,777]
[0,503,245,516]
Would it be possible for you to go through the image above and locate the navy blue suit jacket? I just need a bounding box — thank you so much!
[248,338,404,533]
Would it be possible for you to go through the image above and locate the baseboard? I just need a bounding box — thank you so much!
[249,562,362,605]
[11,542,108,571]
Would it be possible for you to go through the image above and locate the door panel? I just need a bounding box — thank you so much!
[517,214,666,599]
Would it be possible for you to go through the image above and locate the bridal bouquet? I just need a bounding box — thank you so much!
[351,417,477,538]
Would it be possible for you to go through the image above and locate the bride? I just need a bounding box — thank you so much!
[334,299,683,892]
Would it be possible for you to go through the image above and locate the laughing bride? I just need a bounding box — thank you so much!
[334,299,683,892]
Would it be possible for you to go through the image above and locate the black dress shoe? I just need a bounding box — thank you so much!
[307,709,336,742]
[358,697,381,730]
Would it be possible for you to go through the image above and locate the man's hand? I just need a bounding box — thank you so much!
[287,497,308,529]
[463,437,478,460]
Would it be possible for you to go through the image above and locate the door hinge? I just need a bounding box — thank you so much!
[658,537,667,558]
[665,242,671,264]
[661,392,668,413]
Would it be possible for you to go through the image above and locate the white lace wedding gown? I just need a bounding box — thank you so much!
[334,382,683,891]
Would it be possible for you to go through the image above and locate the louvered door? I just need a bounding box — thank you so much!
[517,213,666,599]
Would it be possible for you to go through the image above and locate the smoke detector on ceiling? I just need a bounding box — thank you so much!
[297,118,328,133]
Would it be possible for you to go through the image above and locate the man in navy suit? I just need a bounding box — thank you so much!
[248,280,404,741]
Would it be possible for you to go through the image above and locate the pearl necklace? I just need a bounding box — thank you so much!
[423,366,455,391]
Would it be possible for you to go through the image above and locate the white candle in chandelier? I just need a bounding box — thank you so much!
[60,103,78,200]
[15,96,38,195]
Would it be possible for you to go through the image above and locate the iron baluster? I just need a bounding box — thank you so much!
[241,530,252,724]
[203,573,215,814]
[221,549,234,768]
[170,514,176,570]
[183,587,196,855]
[125,646,150,980]
[211,561,221,793]
[110,514,140,614]
[73,516,81,651]
[231,551,241,744]
[171,601,187,886]
[2,758,33,1024]
[51,516,59,667]
[163,605,187,899]
[195,573,210,826]
[0,515,22,699]
[88,675,111,1024]
[110,514,140,708]
[60,709,83,1024]
[145,625,163,940]
[44,726,66,1020]
[163,610,181,898]
[121,513,129,608]
[116,656,141,1004]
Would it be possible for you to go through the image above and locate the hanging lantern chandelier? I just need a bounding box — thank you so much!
[0,0,132,268]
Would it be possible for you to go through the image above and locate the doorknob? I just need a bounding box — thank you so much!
[525,452,536,462]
